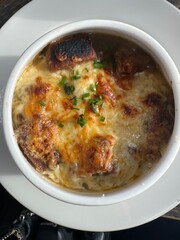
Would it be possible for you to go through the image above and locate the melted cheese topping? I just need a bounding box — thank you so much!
[12,52,174,192]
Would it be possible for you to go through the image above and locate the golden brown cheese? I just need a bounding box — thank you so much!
[12,35,174,192]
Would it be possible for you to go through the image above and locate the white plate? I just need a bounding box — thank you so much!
[0,0,180,232]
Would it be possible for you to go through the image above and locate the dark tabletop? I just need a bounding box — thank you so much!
[0,0,180,221]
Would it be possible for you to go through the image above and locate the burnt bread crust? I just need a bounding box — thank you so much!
[46,34,97,71]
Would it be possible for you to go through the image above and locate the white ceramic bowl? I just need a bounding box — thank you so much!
[3,19,180,206]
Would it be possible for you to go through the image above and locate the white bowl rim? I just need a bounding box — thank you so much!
[3,19,180,206]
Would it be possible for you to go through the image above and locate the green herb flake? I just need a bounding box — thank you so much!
[63,84,75,95]
[72,107,80,110]
[88,96,103,106]
[90,84,96,92]
[58,76,67,86]
[84,67,89,73]
[37,100,46,106]
[93,59,106,69]
[96,95,103,107]
[100,116,106,122]
[77,114,87,127]
[88,96,103,113]
[71,96,78,106]
[92,104,98,113]
[58,123,64,128]
[88,98,99,105]
[81,92,90,100]
[71,71,81,80]
[88,98,99,113]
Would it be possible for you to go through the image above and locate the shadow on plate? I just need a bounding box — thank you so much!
[0,56,21,178]
[1,184,180,240]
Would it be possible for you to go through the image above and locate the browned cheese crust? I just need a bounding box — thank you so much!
[12,33,174,191]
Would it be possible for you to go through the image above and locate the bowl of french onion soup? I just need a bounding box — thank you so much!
[3,19,180,206]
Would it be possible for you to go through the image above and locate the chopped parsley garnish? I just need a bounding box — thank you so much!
[63,84,75,95]
[90,84,96,92]
[58,123,64,128]
[77,114,87,127]
[58,76,67,86]
[37,100,46,106]
[71,71,81,80]
[93,59,106,69]
[81,92,90,100]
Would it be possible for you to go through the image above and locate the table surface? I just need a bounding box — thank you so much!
[0,0,180,221]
